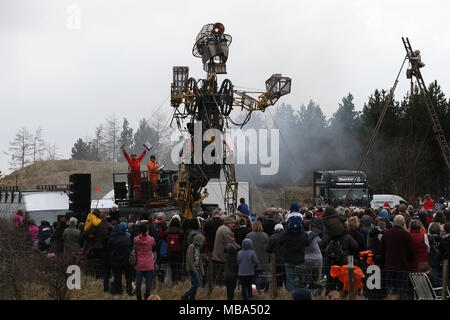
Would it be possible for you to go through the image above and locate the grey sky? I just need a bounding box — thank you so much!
[1,0,449,175]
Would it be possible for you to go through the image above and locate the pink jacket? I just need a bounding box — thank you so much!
[29,225,39,242]
[13,214,23,229]
[134,234,155,271]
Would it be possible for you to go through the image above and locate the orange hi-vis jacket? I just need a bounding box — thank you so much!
[123,149,146,172]
[147,160,160,181]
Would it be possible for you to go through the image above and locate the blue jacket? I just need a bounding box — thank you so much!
[237,238,259,276]
[237,203,250,216]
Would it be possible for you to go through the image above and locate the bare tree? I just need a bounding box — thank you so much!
[45,143,61,160]
[32,126,46,162]
[149,111,175,163]
[104,114,121,162]
[8,127,33,169]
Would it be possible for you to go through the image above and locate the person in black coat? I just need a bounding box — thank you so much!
[37,220,54,252]
[266,223,286,288]
[439,223,450,260]
[163,217,185,283]
[263,212,277,238]
[84,213,113,292]
[224,243,239,300]
[52,217,68,255]
[108,223,132,295]
[203,209,224,254]
[235,217,251,247]
[279,213,314,293]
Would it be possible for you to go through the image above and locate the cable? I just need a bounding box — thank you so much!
[343,55,408,206]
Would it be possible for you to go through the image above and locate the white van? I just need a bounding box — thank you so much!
[370,194,407,209]
[0,188,70,226]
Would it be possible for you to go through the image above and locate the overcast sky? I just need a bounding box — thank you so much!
[1,0,450,175]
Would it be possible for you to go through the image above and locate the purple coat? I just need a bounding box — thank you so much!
[134,234,155,271]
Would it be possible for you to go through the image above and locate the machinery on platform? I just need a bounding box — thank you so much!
[112,23,290,218]
[169,22,291,217]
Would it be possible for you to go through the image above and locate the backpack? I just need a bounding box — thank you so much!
[286,215,304,232]
[324,239,345,264]
[167,233,181,253]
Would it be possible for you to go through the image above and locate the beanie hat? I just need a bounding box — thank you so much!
[119,222,127,232]
[290,202,301,213]
[378,210,388,219]
[274,223,284,231]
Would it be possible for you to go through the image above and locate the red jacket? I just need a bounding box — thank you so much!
[424,200,434,211]
[123,149,146,172]
[410,229,429,272]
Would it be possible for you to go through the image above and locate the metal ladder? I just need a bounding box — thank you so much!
[402,37,450,178]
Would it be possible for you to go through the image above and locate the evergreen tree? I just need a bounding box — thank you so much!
[71,138,90,160]
[118,117,134,163]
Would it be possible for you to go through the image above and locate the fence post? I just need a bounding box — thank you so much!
[348,255,355,300]
[152,269,157,290]
[443,259,448,300]
[208,251,213,296]
[270,253,278,298]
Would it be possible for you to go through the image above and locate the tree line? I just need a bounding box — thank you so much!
[70,112,173,166]
[6,81,450,202]
[240,81,450,202]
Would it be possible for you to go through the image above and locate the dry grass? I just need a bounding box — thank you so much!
[11,275,399,300]
[64,276,384,300]
[67,276,296,300]
[250,185,313,213]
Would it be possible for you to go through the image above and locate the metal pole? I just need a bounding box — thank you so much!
[348,255,355,299]
[443,259,448,300]
[270,253,278,298]
[208,251,213,296]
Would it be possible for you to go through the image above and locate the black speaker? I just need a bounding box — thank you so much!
[141,180,153,200]
[69,174,91,216]
[114,182,127,200]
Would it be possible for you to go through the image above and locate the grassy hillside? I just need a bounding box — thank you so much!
[0,160,313,209]
[0,160,133,199]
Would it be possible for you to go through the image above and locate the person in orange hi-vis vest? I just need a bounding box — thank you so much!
[121,145,147,200]
[147,155,160,196]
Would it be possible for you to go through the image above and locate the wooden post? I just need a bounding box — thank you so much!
[348,255,355,300]
[270,253,278,298]
[152,269,157,290]
[443,259,448,300]
[208,251,213,296]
